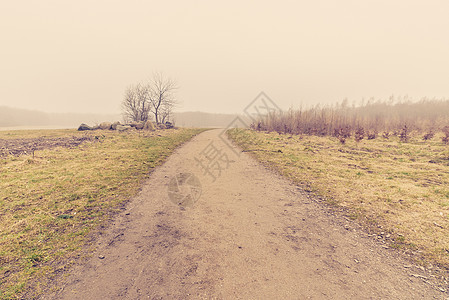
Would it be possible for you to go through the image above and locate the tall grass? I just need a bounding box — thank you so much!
[253,98,449,143]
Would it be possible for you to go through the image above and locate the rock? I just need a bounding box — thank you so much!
[78,123,92,131]
[92,125,100,130]
[129,122,138,128]
[158,123,167,130]
[111,121,121,130]
[143,120,155,131]
[116,125,132,131]
[135,122,145,130]
[99,122,112,130]
[165,121,173,129]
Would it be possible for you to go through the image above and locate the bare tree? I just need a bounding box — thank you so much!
[135,83,151,122]
[121,83,151,122]
[121,85,139,122]
[122,73,177,124]
[148,73,177,124]
[160,96,175,124]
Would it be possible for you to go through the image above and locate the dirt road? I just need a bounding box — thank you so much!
[46,129,445,299]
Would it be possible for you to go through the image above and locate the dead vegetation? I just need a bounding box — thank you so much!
[252,98,449,143]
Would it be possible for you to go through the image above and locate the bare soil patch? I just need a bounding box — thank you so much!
[0,136,94,157]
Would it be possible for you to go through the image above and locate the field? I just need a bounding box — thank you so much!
[0,128,205,299]
[228,129,449,279]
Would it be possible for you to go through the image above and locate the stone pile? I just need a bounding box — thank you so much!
[77,120,170,131]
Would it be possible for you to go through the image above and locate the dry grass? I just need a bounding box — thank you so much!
[228,128,449,280]
[0,128,205,299]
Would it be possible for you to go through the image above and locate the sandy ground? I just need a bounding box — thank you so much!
[44,129,446,299]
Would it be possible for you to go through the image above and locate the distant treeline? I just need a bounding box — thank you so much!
[0,106,120,128]
[253,98,449,141]
[173,111,248,128]
[0,106,246,129]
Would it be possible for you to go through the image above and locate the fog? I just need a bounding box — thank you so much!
[1,1,449,115]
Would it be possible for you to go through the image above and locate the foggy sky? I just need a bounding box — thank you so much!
[1,1,449,115]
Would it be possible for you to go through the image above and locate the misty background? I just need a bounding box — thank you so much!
[1,1,449,127]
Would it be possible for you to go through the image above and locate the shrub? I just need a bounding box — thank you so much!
[442,126,449,144]
[422,131,435,141]
[355,127,365,142]
[367,131,377,140]
[252,98,449,142]
[399,125,409,142]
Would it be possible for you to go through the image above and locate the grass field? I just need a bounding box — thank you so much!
[228,129,449,280]
[0,128,205,299]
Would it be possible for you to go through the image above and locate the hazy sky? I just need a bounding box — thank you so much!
[1,1,449,114]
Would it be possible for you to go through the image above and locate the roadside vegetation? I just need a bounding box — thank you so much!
[228,99,449,281]
[0,127,205,299]
[252,98,449,142]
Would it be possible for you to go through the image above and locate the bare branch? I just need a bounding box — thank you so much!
[148,72,178,124]
[121,73,177,124]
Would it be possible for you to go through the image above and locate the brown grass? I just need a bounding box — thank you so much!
[0,128,206,299]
